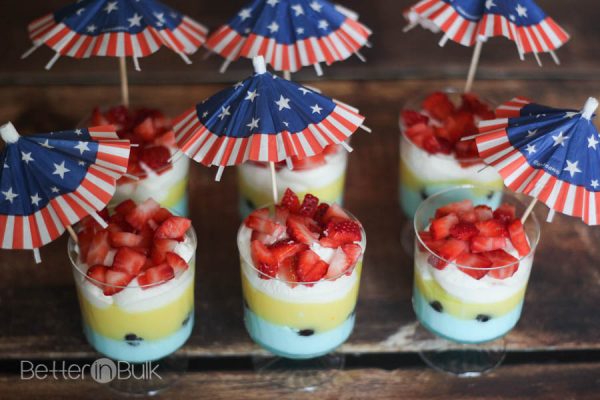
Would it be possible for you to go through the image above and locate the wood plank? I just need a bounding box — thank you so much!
[0,363,599,399]
[1,80,599,359]
[2,0,600,85]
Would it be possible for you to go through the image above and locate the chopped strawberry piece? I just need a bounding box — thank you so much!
[443,111,477,143]
[154,131,176,147]
[422,92,455,120]
[494,203,517,224]
[508,220,531,257]
[291,153,326,171]
[470,236,506,253]
[342,243,363,273]
[151,239,178,264]
[155,216,192,241]
[322,203,350,224]
[86,230,111,266]
[251,240,277,268]
[422,133,449,154]
[418,231,446,252]
[103,269,134,296]
[296,250,329,282]
[299,194,319,217]
[326,247,352,278]
[449,222,479,241]
[245,215,284,236]
[91,107,109,125]
[86,265,108,288]
[139,224,154,248]
[458,210,477,223]
[274,205,290,225]
[268,241,308,264]
[474,205,494,221]
[138,264,175,289]
[287,215,319,245]
[454,139,480,162]
[475,219,508,238]
[77,230,94,262]
[133,117,157,141]
[313,203,330,225]
[112,247,147,275]
[165,252,189,273]
[251,230,282,245]
[126,198,161,230]
[456,252,492,279]
[109,232,143,248]
[281,188,301,212]
[152,208,173,224]
[278,255,298,284]
[249,207,270,220]
[430,239,468,269]
[115,199,137,215]
[435,200,474,218]
[485,250,519,279]
[401,110,429,127]
[257,263,279,279]
[460,93,495,120]
[323,219,362,246]
[405,122,434,148]
[430,213,459,240]
[140,146,171,171]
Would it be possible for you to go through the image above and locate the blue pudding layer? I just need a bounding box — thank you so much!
[169,194,189,217]
[244,307,354,359]
[238,195,344,218]
[412,288,523,344]
[82,315,194,363]
[399,182,502,219]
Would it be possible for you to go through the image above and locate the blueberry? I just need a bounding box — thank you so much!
[487,191,496,200]
[245,198,256,211]
[124,333,143,346]
[420,189,429,200]
[429,301,443,313]
[182,312,192,326]
[476,314,491,322]
[298,329,315,337]
[243,299,250,309]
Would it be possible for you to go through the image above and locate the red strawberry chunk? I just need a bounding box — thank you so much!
[494,203,517,224]
[251,240,277,268]
[152,208,173,224]
[86,230,111,266]
[274,206,290,225]
[449,222,479,241]
[299,194,319,217]
[326,248,351,279]
[77,230,94,262]
[257,263,279,279]
[296,250,329,282]
[268,241,308,264]
[155,216,192,241]
[474,205,494,221]
[313,203,330,225]
[322,203,350,224]
[418,231,446,253]
[109,232,143,248]
[324,219,362,246]
[154,131,176,147]
[115,199,137,215]
[422,92,455,120]
[138,264,175,289]
[112,247,147,275]
[291,153,326,171]
[508,220,531,257]
[401,110,429,127]
[151,239,178,264]
[86,265,108,288]
[140,146,171,171]
[126,198,161,230]
[485,250,519,279]
[278,255,299,284]
[435,200,474,218]
[475,219,508,238]
[470,236,507,253]
[405,123,434,148]
[458,210,477,223]
[287,215,319,245]
[165,252,189,273]
[430,213,459,240]
[245,215,284,236]
[454,139,480,161]
[456,252,492,280]
[281,188,300,212]
[460,93,495,120]
[134,117,157,141]
[103,269,134,296]
[429,239,468,270]
[251,230,282,246]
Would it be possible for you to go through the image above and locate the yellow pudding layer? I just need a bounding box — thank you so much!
[238,172,345,208]
[400,159,503,193]
[77,276,194,341]
[242,264,362,333]
[161,176,189,208]
[414,269,526,320]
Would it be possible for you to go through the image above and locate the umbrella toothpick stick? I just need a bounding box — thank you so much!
[521,198,538,224]
[283,70,292,81]
[119,57,130,107]
[464,40,483,93]
[66,226,79,243]
[269,162,279,205]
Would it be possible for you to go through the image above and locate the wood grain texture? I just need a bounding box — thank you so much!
[0,80,599,359]
[1,363,599,400]
[1,0,599,85]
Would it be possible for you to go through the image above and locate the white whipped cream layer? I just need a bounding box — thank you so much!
[238,226,365,303]
[238,149,347,196]
[113,153,189,205]
[74,237,196,313]
[415,246,533,303]
[400,135,502,184]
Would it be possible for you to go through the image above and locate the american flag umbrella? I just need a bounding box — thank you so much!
[404,0,569,91]
[204,0,372,77]
[0,122,131,263]
[173,56,368,200]
[23,0,208,105]
[469,96,600,225]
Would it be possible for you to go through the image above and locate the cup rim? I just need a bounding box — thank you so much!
[399,87,495,164]
[414,184,541,271]
[68,207,197,290]
[237,203,367,284]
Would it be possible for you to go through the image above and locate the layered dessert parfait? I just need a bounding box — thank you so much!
[68,199,196,362]
[238,144,347,216]
[237,189,366,359]
[399,91,504,217]
[413,192,539,344]
[91,106,190,216]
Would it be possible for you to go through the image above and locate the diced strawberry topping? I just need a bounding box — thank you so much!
[86,230,111,266]
[165,252,189,273]
[299,194,319,217]
[115,199,137,215]
[401,110,429,127]
[455,252,492,280]
[251,240,277,269]
[485,250,519,279]
[437,239,469,263]
[508,220,531,257]
[109,232,143,248]
[474,205,494,221]
[296,250,329,282]
[138,264,175,289]
[494,203,517,224]
[313,203,330,225]
[422,92,456,120]
[274,206,290,225]
[287,215,319,245]
[435,200,474,218]
[470,236,507,253]
[418,231,446,252]
[103,269,134,296]
[152,208,173,224]
[151,239,178,264]
[77,230,94,262]
[278,255,299,284]
[155,216,192,241]
[449,222,479,241]
[133,117,157,141]
[475,219,508,238]
[327,243,363,278]
[322,203,350,224]
[86,265,108,288]
[154,131,176,147]
[323,219,362,247]
[290,153,326,171]
[245,215,284,236]
[430,213,459,240]
[112,247,147,275]
[281,188,300,212]
[126,198,161,230]
[268,241,308,264]
[140,146,171,172]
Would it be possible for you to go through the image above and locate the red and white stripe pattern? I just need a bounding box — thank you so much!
[0,126,131,250]
[405,0,569,54]
[173,104,365,167]
[27,14,207,60]
[475,105,600,226]
[205,18,371,73]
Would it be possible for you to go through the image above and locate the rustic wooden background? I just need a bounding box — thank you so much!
[1,1,600,399]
